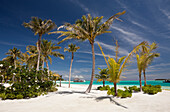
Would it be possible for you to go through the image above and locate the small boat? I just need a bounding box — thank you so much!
[155,79,170,83]
[164,79,170,83]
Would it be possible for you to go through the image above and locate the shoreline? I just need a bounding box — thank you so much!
[0,84,170,112]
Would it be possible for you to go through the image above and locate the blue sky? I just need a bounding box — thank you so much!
[0,0,170,80]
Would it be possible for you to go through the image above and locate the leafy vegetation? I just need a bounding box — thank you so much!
[95,68,109,87]
[0,66,57,100]
[97,85,110,91]
[142,85,162,95]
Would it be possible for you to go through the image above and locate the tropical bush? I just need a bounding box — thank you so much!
[97,85,110,91]
[0,65,57,100]
[142,84,162,94]
[127,86,140,93]
[107,87,132,98]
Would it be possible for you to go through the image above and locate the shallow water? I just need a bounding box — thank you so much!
[60,80,170,89]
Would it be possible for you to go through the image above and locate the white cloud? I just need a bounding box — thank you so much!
[72,75,84,79]
[76,60,91,63]
[0,41,25,47]
[160,9,170,19]
[110,26,144,45]
[95,40,129,56]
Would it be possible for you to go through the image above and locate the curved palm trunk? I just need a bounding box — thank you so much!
[68,52,74,88]
[45,59,50,80]
[37,35,42,71]
[85,43,95,93]
[139,72,142,91]
[143,69,147,86]
[103,80,105,87]
[114,82,117,96]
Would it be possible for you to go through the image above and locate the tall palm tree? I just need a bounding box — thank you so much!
[49,11,126,93]
[64,43,80,88]
[95,68,109,87]
[98,41,147,96]
[141,42,160,86]
[23,17,56,71]
[41,39,64,77]
[3,47,22,69]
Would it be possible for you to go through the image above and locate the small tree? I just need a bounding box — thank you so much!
[95,68,109,87]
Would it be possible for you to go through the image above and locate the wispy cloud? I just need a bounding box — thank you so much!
[160,8,170,19]
[95,40,129,56]
[78,50,115,58]
[76,60,91,63]
[110,26,145,45]
[0,41,26,47]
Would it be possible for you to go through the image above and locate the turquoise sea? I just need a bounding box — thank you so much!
[61,80,170,89]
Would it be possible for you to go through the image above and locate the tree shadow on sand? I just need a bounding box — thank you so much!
[95,96,128,109]
[56,90,86,95]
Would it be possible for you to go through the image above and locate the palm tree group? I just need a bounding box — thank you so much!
[64,43,80,88]
[136,42,160,91]
[23,17,56,71]
[50,11,126,93]
[98,41,147,96]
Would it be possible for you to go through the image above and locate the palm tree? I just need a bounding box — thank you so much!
[95,68,109,87]
[3,47,22,69]
[41,39,64,77]
[98,41,147,96]
[49,11,126,93]
[141,42,160,86]
[64,43,80,88]
[23,17,56,71]
[136,54,146,91]
[3,47,22,82]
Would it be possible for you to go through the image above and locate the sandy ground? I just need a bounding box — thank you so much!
[0,84,170,112]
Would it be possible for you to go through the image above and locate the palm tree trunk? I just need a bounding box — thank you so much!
[103,80,105,87]
[143,69,147,86]
[42,59,45,70]
[68,52,74,88]
[45,59,50,80]
[114,82,117,96]
[85,43,95,93]
[139,72,142,91]
[37,35,42,71]
[42,59,45,81]
[14,59,17,69]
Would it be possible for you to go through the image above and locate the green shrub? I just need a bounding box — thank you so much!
[49,86,58,92]
[142,85,162,95]
[6,93,15,99]
[97,85,110,91]
[128,86,140,92]
[107,88,132,98]
[0,93,7,100]
[0,84,5,93]
[16,94,23,99]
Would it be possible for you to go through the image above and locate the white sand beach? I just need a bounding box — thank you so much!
[0,84,170,112]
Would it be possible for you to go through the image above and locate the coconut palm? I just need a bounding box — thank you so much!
[23,17,56,71]
[49,11,126,93]
[3,47,22,69]
[41,39,64,77]
[98,41,147,96]
[64,43,80,88]
[141,42,160,86]
[95,68,109,87]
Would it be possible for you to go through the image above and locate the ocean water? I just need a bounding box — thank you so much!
[60,80,170,89]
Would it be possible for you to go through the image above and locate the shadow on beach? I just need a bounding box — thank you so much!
[95,96,128,109]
